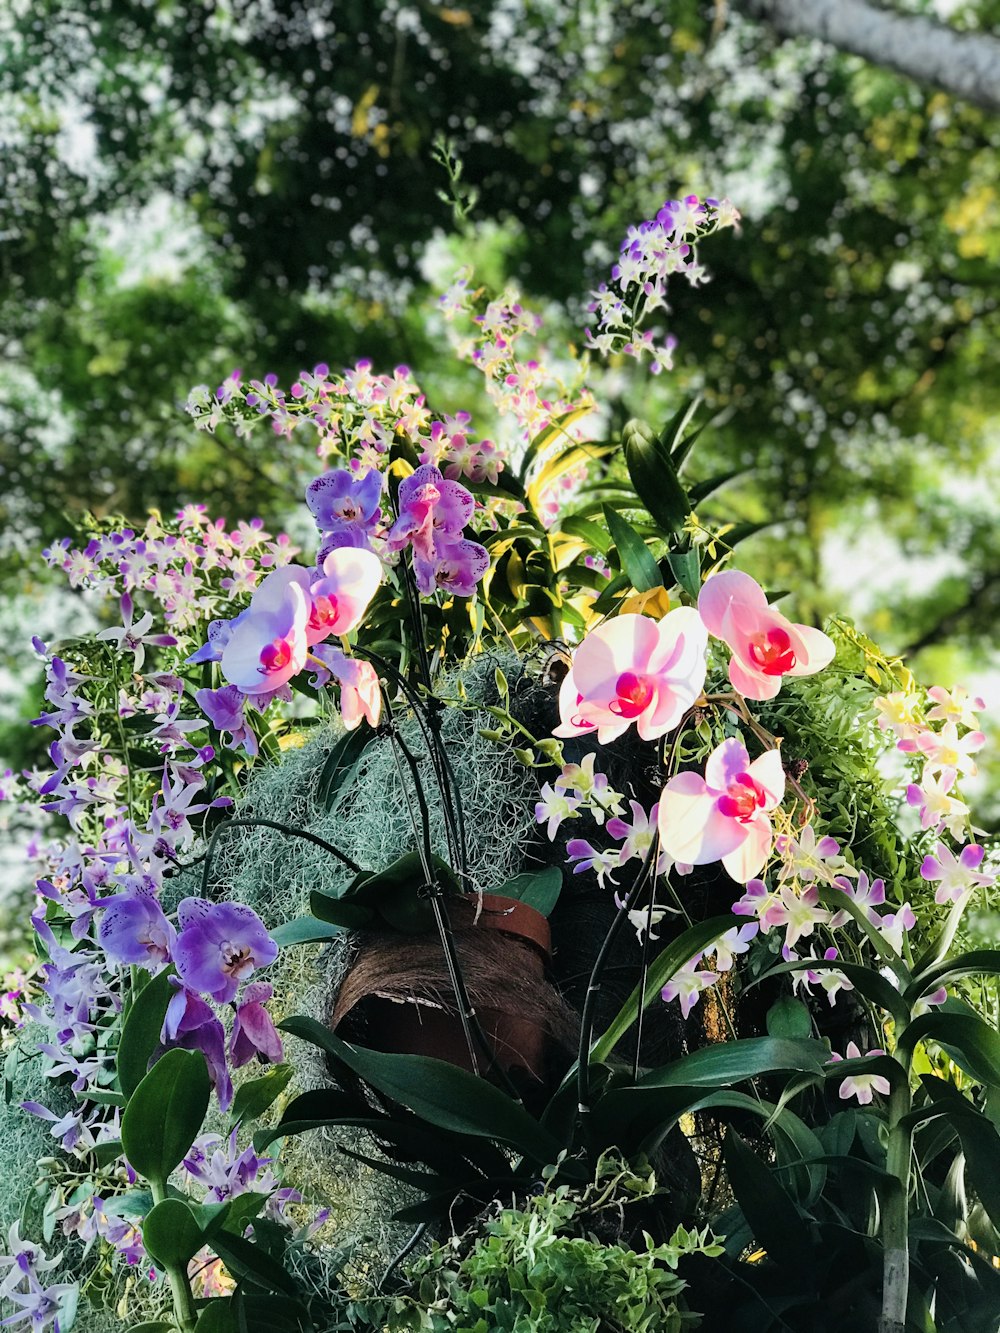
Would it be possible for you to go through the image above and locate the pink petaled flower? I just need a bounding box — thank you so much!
[871,901,916,955]
[304,547,383,645]
[828,868,886,928]
[229,982,283,1068]
[920,841,995,904]
[220,568,309,692]
[554,608,708,744]
[308,645,382,729]
[773,823,853,885]
[925,684,984,731]
[829,1041,891,1105]
[709,922,758,972]
[873,690,925,742]
[554,753,623,824]
[565,839,620,888]
[607,799,675,875]
[906,770,970,838]
[761,883,830,949]
[658,737,785,883]
[534,782,581,840]
[661,957,719,1019]
[95,593,177,671]
[790,946,853,1006]
[901,721,986,780]
[698,570,834,701]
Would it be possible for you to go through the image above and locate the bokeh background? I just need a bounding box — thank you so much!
[3,0,999,951]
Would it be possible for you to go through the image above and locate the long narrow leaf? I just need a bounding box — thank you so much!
[603,504,662,592]
[279,1016,562,1163]
[591,915,737,1062]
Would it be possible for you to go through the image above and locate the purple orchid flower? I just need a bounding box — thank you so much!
[186,610,250,665]
[174,897,278,1004]
[229,982,283,1068]
[306,467,383,547]
[161,979,233,1110]
[97,888,176,973]
[194,684,259,757]
[412,534,489,597]
[386,463,475,563]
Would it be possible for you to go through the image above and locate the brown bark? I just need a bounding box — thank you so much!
[735,0,1000,115]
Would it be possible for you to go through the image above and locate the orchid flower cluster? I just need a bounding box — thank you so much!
[585,194,741,373]
[535,570,996,1101]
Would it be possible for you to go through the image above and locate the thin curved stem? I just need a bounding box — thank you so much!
[198,817,363,900]
[576,836,659,1131]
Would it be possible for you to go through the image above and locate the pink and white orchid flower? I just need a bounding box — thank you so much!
[221,568,309,692]
[554,608,708,744]
[304,546,383,645]
[698,570,834,701]
[658,737,785,882]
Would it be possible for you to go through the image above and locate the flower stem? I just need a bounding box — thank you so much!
[149,1178,198,1333]
[879,1059,913,1332]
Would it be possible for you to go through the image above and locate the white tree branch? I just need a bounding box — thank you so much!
[736,0,1000,114]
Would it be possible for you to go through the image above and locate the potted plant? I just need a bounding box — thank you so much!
[3,190,999,1333]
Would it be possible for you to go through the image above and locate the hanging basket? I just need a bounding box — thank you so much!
[328,893,578,1085]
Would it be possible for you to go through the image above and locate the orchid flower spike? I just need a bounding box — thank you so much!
[698,570,834,700]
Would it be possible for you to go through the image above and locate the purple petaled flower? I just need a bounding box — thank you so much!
[386,463,475,564]
[194,684,259,757]
[174,898,278,1004]
[186,611,249,665]
[229,982,283,1068]
[413,534,490,598]
[161,979,233,1110]
[306,467,383,545]
[97,888,176,973]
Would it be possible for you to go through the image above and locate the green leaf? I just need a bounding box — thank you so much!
[131,1324,178,1332]
[602,504,662,592]
[254,1088,511,1179]
[517,407,600,485]
[209,1231,298,1297]
[194,1302,238,1333]
[278,1016,563,1164]
[118,968,173,1099]
[591,915,737,1062]
[142,1198,204,1269]
[721,521,771,550]
[269,915,344,947]
[917,1078,1000,1230]
[666,548,701,600]
[622,419,690,537]
[900,1013,1000,1089]
[308,890,377,931]
[907,950,1000,1004]
[723,1129,813,1272]
[121,1049,211,1188]
[766,996,812,1040]
[229,1063,294,1129]
[686,467,745,506]
[490,866,562,917]
[316,726,372,812]
[635,1037,829,1090]
[101,1188,156,1219]
[559,514,612,556]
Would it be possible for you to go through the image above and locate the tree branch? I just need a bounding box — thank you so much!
[735,0,1000,115]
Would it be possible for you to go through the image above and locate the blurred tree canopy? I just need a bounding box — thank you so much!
[3,0,1000,669]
